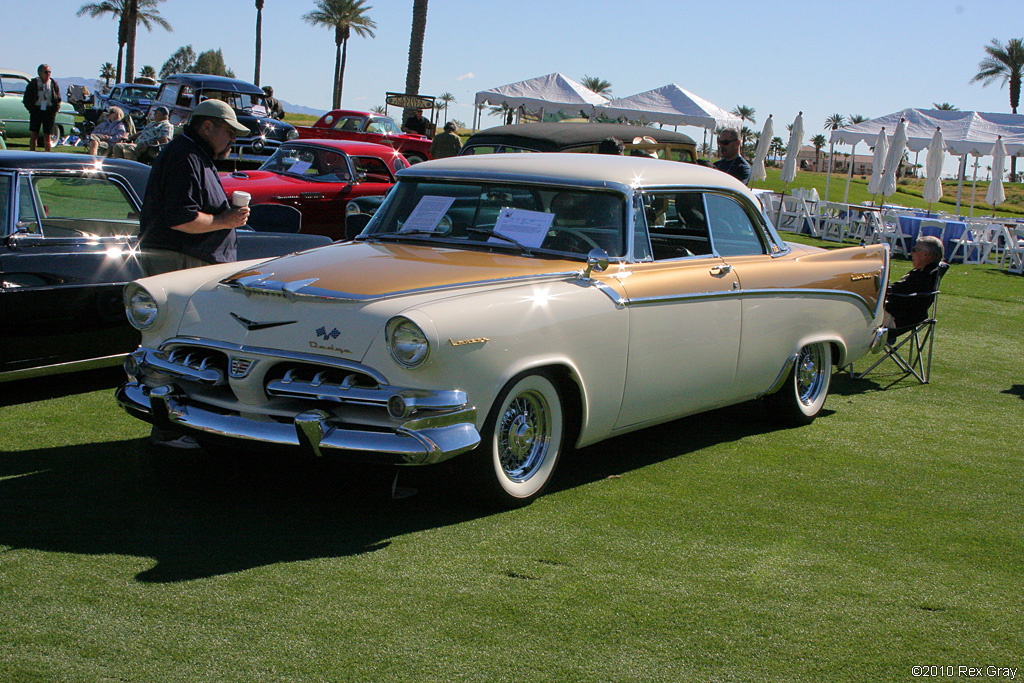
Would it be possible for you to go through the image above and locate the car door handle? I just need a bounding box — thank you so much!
[710,264,733,276]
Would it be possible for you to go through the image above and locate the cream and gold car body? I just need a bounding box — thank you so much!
[118,154,888,506]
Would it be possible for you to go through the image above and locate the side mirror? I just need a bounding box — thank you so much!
[581,248,609,280]
[345,213,371,240]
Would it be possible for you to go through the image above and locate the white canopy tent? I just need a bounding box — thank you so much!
[594,83,742,131]
[472,73,608,129]
[826,108,1024,211]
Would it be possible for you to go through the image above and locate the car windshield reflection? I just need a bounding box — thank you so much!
[365,180,626,258]
[260,146,353,183]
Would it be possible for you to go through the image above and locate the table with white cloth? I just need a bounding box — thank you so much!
[896,215,970,261]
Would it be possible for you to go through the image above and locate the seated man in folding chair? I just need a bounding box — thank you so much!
[882,235,944,332]
[854,235,947,383]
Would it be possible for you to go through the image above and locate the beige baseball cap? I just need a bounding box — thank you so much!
[190,99,249,134]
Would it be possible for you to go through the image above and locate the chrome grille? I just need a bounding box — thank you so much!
[265,364,384,405]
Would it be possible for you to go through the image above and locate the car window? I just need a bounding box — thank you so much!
[704,193,766,257]
[156,84,179,106]
[642,191,713,260]
[0,176,11,233]
[366,118,401,135]
[262,146,352,183]
[28,175,139,238]
[331,117,365,132]
[352,156,394,183]
[17,176,41,234]
[175,86,193,108]
[0,75,29,95]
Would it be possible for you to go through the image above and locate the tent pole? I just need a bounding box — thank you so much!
[844,142,856,203]
[955,154,966,215]
[824,141,834,202]
[969,156,979,218]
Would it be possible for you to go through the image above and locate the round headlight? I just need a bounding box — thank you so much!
[125,284,159,330]
[386,317,429,368]
[286,128,299,140]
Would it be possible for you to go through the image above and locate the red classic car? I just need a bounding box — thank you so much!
[220,139,406,239]
[294,110,433,164]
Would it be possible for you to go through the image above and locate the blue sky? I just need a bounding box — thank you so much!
[4,0,1021,177]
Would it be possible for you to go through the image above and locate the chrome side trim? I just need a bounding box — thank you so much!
[621,287,874,317]
[0,353,126,384]
[116,382,480,465]
[869,326,888,353]
[154,337,391,385]
[757,354,798,399]
[224,270,582,302]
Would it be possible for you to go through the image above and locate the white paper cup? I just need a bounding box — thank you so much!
[231,191,251,208]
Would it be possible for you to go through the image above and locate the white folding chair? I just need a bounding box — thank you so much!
[818,202,850,242]
[1006,227,1024,274]
[876,210,912,257]
[947,222,986,264]
[848,207,880,243]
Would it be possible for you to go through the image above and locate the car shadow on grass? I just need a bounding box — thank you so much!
[0,366,124,408]
[0,436,488,584]
[0,392,820,584]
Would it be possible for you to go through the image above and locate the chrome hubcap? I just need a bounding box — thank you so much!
[497,390,550,482]
[797,345,826,406]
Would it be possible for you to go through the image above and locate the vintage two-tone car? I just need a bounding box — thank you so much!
[460,122,697,162]
[220,139,407,240]
[0,151,331,383]
[117,154,889,506]
[295,110,433,164]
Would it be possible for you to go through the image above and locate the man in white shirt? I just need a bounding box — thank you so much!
[112,106,174,161]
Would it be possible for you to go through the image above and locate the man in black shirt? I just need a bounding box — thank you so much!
[139,99,251,276]
[883,235,944,329]
[402,108,429,136]
[713,129,751,185]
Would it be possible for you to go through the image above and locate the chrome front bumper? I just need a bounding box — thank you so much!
[117,381,480,465]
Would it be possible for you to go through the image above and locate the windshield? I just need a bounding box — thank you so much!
[120,87,156,103]
[200,90,268,117]
[365,117,401,135]
[260,145,353,183]
[364,180,626,258]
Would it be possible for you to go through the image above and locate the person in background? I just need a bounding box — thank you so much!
[111,106,173,161]
[22,64,61,152]
[402,108,429,136]
[882,235,944,330]
[261,85,285,120]
[597,137,624,155]
[87,106,129,156]
[429,121,462,159]
[713,129,751,185]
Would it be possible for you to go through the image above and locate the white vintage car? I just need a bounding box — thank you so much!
[118,154,890,506]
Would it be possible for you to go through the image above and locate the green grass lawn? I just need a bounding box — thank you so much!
[1,253,1023,680]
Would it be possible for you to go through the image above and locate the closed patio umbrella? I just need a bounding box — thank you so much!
[780,112,804,184]
[867,128,888,197]
[922,127,945,211]
[986,136,1006,208]
[880,118,908,197]
[750,114,773,183]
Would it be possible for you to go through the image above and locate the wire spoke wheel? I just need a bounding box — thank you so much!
[767,342,832,425]
[497,390,552,483]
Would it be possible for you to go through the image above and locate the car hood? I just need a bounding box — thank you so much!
[172,241,581,363]
[224,240,580,299]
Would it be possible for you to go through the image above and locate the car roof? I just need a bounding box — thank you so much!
[162,73,264,95]
[398,152,749,194]
[464,123,696,151]
[109,83,159,91]
[321,110,394,119]
[0,69,31,79]
[0,151,150,199]
[283,139,406,156]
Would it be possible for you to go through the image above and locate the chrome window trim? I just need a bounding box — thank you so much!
[621,287,875,317]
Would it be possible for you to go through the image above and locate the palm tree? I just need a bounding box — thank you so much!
[731,104,755,126]
[304,0,377,110]
[580,75,612,97]
[254,0,265,85]
[77,1,129,83]
[824,113,846,131]
[971,37,1024,179]
[848,114,868,124]
[403,0,428,124]
[933,102,958,110]
[139,64,156,80]
[99,62,116,88]
[811,133,826,171]
[488,102,515,125]
[124,0,172,84]
[770,137,785,165]
[371,105,387,115]
[437,92,456,121]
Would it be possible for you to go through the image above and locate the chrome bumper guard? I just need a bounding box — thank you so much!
[116,382,480,465]
[869,326,888,353]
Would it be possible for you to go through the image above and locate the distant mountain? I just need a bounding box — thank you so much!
[55,75,326,117]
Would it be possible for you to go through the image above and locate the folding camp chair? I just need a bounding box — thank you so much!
[849,262,949,384]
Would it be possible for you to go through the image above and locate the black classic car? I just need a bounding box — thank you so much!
[0,151,330,382]
[459,123,698,162]
[150,74,298,166]
[94,82,160,130]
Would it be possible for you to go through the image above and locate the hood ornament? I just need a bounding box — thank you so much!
[230,312,297,331]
